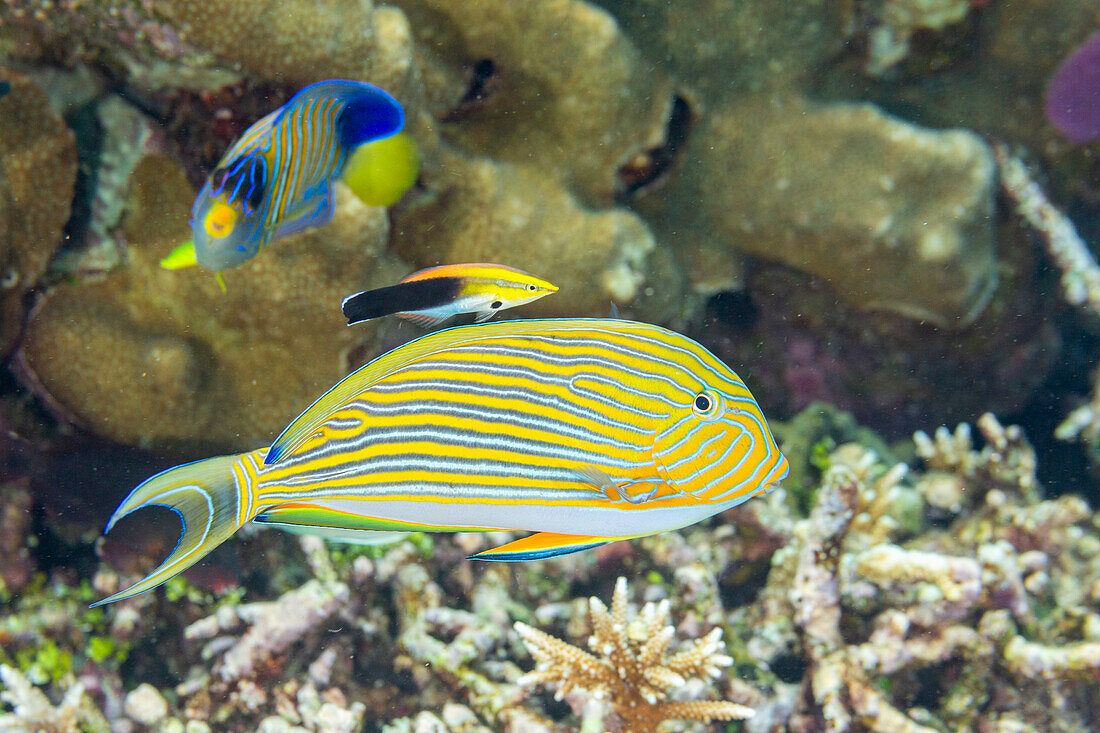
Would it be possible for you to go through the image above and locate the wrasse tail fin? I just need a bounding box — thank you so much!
[467,532,622,561]
[91,454,248,607]
[342,277,461,325]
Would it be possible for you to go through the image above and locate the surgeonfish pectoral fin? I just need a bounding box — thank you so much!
[467,532,618,562]
[160,241,199,270]
[91,453,251,607]
[570,465,662,504]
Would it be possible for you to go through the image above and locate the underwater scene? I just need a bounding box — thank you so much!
[2,0,1100,731]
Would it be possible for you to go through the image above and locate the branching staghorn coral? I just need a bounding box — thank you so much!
[995,145,1100,456]
[914,412,1039,504]
[513,576,751,733]
[995,144,1100,318]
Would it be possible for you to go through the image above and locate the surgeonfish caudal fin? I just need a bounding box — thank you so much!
[91,453,252,607]
[467,532,620,561]
[342,277,461,325]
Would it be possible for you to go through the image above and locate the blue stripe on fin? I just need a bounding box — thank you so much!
[467,531,616,561]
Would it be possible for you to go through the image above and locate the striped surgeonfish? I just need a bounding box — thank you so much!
[189,79,404,273]
[92,319,788,607]
[341,263,559,327]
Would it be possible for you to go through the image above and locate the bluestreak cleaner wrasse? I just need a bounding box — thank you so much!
[341,263,558,327]
[191,79,404,273]
[92,319,788,606]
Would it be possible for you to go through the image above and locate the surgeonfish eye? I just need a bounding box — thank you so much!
[692,389,725,421]
[204,202,239,239]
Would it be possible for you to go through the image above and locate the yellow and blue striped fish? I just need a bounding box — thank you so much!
[191,79,404,272]
[92,319,788,607]
[342,263,558,327]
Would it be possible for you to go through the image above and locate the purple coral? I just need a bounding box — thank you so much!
[1045,31,1100,143]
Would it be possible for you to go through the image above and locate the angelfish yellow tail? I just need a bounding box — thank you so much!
[91,450,263,607]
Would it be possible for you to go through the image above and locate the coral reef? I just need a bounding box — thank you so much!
[3,1,1100,732]
[514,576,752,732]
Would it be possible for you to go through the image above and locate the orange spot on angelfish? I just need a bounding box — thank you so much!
[204,202,238,238]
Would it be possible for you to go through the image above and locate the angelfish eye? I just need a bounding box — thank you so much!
[692,389,724,420]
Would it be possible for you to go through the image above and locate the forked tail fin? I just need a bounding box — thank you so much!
[91,452,259,607]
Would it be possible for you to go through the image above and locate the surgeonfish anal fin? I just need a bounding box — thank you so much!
[467,532,618,561]
[91,452,252,607]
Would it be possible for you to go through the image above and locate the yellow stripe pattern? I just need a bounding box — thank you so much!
[242,319,788,540]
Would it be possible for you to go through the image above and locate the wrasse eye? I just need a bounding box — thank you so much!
[527,283,537,291]
[692,389,724,420]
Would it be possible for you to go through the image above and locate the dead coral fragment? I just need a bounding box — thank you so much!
[0,664,107,733]
[1003,637,1100,682]
[513,576,751,732]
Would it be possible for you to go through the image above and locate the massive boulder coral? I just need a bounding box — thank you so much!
[0,70,78,357]
[392,149,689,323]
[158,0,419,93]
[669,98,998,326]
[396,0,677,206]
[17,148,405,450]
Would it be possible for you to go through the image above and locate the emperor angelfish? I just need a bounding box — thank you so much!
[93,319,788,607]
[191,79,404,272]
